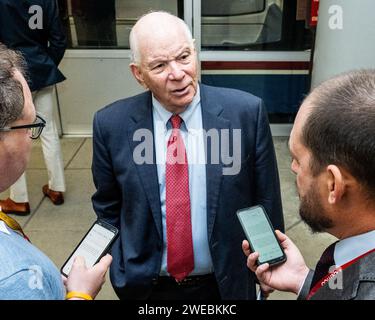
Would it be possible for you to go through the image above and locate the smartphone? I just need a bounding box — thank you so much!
[237,205,286,266]
[61,220,118,277]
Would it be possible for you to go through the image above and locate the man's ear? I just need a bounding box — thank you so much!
[326,165,345,204]
[130,63,147,89]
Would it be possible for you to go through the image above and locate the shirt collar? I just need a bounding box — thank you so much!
[0,221,11,235]
[152,85,201,132]
[334,230,375,267]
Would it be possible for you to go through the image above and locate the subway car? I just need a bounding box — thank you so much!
[56,0,313,136]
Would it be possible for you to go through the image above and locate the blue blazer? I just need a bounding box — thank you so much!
[92,84,284,299]
[0,0,66,91]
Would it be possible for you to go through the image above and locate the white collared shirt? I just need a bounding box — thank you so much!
[334,230,375,267]
[0,221,11,235]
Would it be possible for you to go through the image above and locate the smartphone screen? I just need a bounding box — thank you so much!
[237,205,286,265]
[61,220,118,277]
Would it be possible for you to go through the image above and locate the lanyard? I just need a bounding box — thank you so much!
[307,248,375,299]
[0,211,30,242]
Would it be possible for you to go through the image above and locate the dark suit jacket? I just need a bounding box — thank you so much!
[92,84,284,300]
[0,0,66,91]
[299,251,375,300]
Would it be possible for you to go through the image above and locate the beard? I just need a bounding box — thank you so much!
[299,183,334,233]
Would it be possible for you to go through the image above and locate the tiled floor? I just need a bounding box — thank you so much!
[0,137,337,300]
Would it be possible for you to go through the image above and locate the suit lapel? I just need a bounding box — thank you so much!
[200,85,231,241]
[127,92,162,240]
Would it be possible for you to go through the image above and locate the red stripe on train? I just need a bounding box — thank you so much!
[201,61,310,70]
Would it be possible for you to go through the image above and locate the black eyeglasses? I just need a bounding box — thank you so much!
[0,114,46,139]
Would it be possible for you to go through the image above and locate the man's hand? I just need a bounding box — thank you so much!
[65,254,112,299]
[242,230,310,295]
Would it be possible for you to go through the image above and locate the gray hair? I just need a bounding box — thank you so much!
[129,11,194,64]
[0,43,27,129]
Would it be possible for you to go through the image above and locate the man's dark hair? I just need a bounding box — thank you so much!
[0,43,27,128]
[302,69,375,198]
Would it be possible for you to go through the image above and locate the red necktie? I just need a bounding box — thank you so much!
[166,115,194,281]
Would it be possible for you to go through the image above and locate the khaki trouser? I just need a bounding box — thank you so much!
[10,85,65,202]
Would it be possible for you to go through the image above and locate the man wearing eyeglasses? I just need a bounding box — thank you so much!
[0,115,46,140]
[0,0,67,215]
[0,43,112,300]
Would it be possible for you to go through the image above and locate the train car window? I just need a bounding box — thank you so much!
[202,0,266,16]
[201,0,313,51]
[58,0,184,49]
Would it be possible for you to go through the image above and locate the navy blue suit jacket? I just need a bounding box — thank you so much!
[0,0,66,91]
[92,84,284,299]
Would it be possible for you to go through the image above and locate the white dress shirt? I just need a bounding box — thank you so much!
[334,230,375,267]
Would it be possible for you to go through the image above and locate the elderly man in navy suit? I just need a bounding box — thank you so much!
[0,0,66,214]
[92,11,284,300]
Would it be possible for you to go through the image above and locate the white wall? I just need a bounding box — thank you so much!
[56,50,143,135]
[312,0,375,87]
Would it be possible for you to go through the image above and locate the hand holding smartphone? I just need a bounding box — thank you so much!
[237,205,286,266]
[61,220,118,277]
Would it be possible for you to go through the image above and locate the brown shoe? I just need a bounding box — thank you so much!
[42,185,64,205]
[0,197,30,215]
